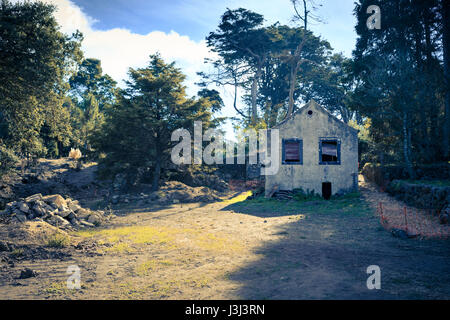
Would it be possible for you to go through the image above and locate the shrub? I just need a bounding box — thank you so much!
[0,144,18,176]
[46,233,70,248]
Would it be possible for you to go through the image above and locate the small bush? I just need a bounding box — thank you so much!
[0,144,18,176]
[46,233,70,248]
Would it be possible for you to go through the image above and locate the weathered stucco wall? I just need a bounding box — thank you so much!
[265,101,358,196]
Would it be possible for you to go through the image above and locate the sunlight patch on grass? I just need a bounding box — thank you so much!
[77,224,243,253]
[105,242,134,253]
[223,191,252,205]
[42,281,82,297]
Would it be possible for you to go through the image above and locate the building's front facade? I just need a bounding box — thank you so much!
[265,100,359,198]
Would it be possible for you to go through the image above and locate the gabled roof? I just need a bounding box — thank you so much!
[272,99,359,133]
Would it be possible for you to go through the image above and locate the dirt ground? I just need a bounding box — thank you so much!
[0,176,449,299]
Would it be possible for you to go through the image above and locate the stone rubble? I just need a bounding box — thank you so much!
[0,193,110,230]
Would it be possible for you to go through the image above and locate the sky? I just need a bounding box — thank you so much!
[30,0,358,139]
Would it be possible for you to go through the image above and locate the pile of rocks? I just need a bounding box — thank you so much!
[0,193,108,229]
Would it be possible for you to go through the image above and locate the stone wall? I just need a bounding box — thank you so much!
[386,180,450,211]
[361,162,450,188]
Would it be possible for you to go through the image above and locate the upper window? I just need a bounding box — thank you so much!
[282,139,302,165]
[319,139,340,165]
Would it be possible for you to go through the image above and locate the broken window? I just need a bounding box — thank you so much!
[282,139,302,164]
[319,139,340,164]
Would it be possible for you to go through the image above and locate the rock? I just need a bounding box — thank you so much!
[13,212,27,223]
[76,208,91,219]
[32,205,47,217]
[42,194,67,210]
[25,193,42,203]
[19,268,38,279]
[70,218,80,227]
[18,202,29,214]
[56,210,71,218]
[80,220,95,228]
[87,213,101,225]
[67,212,77,221]
[0,241,11,252]
[68,203,81,212]
[46,215,70,228]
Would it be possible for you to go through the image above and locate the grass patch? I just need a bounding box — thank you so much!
[46,233,71,248]
[226,191,371,217]
[136,259,175,276]
[42,281,82,296]
[77,224,243,254]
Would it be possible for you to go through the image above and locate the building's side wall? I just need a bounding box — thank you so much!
[265,103,358,196]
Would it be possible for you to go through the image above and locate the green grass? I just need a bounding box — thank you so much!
[46,233,71,248]
[226,191,371,217]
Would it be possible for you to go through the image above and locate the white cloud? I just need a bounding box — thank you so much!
[34,0,213,94]
[12,0,240,139]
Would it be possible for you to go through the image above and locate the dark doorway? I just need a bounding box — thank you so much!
[322,182,332,200]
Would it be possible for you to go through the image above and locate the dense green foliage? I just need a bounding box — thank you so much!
[352,0,449,175]
[0,0,448,189]
[92,54,221,190]
[0,0,83,161]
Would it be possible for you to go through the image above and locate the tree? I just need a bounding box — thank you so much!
[442,0,450,159]
[284,0,325,117]
[271,24,331,118]
[0,0,82,164]
[352,0,447,175]
[298,53,357,123]
[197,88,224,113]
[94,54,219,191]
[203,9,331,128]
[206,8,273,125]
[69,58,117,110]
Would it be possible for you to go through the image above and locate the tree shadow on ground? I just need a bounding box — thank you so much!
[224,197,450,299]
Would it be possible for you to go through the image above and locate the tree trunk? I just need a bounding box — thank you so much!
[250,65,263,125]
[402,112,415,179]
[287,67,297,117]
[442,0,450,159]
[152,156,161,192]
[152,141,162,192]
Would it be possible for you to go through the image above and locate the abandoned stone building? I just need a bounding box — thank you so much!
[265,100,359,199]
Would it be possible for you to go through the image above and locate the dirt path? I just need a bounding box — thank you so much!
[359,175,450,239]
[1,182,450,299]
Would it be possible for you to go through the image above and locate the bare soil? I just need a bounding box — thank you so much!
[0,169,449,299]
